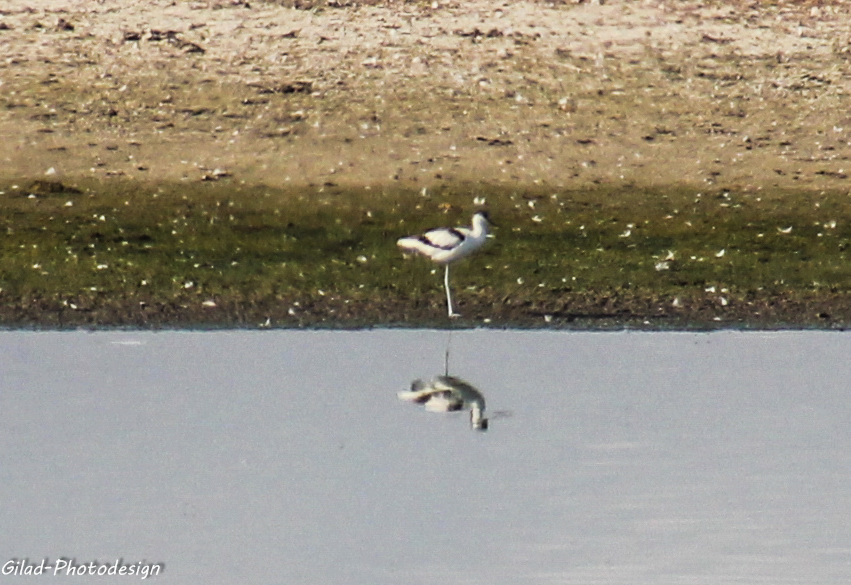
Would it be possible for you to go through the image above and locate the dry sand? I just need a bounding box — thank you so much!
[2,0,851,191]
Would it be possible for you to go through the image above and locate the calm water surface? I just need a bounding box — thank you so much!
[1,330,850,584]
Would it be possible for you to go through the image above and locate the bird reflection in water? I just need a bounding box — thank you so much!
[398,333,509,431]
[398,375,489,431]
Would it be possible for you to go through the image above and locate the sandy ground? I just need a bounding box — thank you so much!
[2,0,851,191]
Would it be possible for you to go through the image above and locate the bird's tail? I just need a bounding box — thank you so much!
[397,379,432,404]
[397,237,430,256]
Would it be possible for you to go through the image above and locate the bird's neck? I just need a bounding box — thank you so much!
[470,402,487,429]
[471,216,489,237]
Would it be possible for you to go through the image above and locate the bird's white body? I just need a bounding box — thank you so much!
[396,212,490,265]
[397,375,488,430]
[397,212,491,317]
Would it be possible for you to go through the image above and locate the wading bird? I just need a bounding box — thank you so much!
[397,211,491,317]
[397,375,489,430]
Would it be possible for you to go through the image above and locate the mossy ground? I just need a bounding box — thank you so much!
[3,0,851,328]
[3,177,851,329]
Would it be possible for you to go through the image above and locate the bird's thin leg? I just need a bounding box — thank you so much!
[444,330,452,375]
[444,264,459,318]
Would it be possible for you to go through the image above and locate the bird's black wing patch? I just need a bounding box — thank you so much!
[420,227,466,250]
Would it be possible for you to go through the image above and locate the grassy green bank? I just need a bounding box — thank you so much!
[2,177,851,329]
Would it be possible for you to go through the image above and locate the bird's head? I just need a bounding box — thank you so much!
[474,210,495,226]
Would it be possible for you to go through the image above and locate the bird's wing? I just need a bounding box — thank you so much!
[419,227,469,250]
[398,380,446,404]
[436,376,486,409]
[424,391,464,412]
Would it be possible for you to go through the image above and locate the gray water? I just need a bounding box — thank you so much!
[1,330,850,584]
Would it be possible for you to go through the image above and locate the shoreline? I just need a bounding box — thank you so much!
[2,177,851,330]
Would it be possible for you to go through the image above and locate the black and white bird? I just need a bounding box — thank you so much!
[397,211,492,317]
[397,375,488,430]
